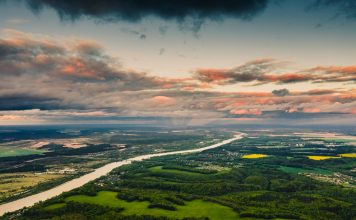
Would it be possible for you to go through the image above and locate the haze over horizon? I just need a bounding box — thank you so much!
[0,0,355,126]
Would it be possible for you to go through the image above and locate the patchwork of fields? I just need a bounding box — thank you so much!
[1,129,356,219]
[0,128,231,204]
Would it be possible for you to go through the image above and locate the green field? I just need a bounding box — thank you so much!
[44,203,66,210]
[49,191,239,220]
[149,166,230,176]
[278,166,332,175]
[322,138,356,143]
[149,166,208,176]
[0,148,45,157]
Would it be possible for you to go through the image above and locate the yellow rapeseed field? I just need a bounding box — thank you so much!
[307,156,340,160]
[339,153,356,158]
[242,154,268,159]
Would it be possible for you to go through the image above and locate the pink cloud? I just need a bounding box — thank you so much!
[303,107,321,113]
[0,114,30,121]
[230,108,262,115]
[151,96,176,106]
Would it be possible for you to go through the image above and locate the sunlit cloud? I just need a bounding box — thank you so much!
[0,30,355,125]
[195,60,356,85]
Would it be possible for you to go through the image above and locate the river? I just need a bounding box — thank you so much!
[0,133,244,216]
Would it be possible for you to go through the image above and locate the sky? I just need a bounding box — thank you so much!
[0,0,355,126]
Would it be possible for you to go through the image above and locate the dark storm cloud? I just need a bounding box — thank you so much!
[15,0,271,24]
[272,88,289,96]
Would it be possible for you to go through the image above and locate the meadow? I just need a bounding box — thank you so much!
[0,173,63,201]
[148,165,230,176]
[149,166,208,177]
[0,148,45,157]
[46,191,239,220]
[278,166,332,175]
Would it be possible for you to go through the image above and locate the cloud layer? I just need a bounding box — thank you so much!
[195,59,356,85]
[0,30,355,125]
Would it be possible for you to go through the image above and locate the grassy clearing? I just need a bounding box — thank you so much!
[242,154,268,159]
[307,156,340,161]
[56,191,239,220]
[279,166,332,175]
[44,203,66,210]
[0,148,45,157]
[339,153,356,158]
[149,166,213,176]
